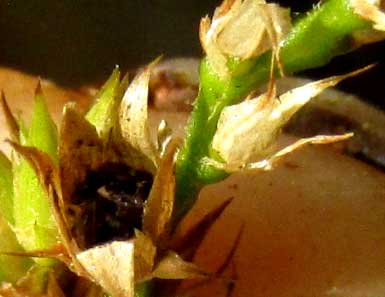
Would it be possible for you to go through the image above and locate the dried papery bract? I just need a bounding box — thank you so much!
[119,63,160,173]
[133,230,157,282]
[152,251,208,280]
[76,241,135,297]
[142,139,180,246]
[59,103,104,205]
[351,0,385,31]
[200,0,291,77]
[209,66,373,172]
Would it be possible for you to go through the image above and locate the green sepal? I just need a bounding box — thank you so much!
[86,66,123,139]
[12,161,59,266]
[12,85,59,266]
[27,83,58,162]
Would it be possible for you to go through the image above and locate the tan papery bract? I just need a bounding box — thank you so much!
[200,0,291,77]
[216,1,290,59]
[152,251,208,280]
[133,230,157,282]
[142,139,179,246]
[119,64,159,173]
[351,0,385,31]
[211,66,372,171]
[59,103,104,205]
[76,241,135,297]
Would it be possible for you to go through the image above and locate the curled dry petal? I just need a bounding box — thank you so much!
[142,139,180,246]
[211,66,372,168]
[200,0,291,76]
[351,0,385,31]
[119,64,159,173]
[76,241,135,297]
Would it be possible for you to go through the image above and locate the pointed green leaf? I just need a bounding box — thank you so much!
[0,214,32,283]
[11,84,59,266]
[86,66,122,139]
[27,84,58,163]
[0,151,14,224]
[13,159,59,266]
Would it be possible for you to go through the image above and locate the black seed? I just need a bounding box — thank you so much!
[75,162,153,247]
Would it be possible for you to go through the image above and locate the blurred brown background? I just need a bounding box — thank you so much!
[0,0,384,109]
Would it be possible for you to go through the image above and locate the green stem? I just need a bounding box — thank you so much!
[174,0,372,221]
[134,282,153,297]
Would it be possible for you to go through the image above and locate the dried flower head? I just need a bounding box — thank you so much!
[0,62,229,297]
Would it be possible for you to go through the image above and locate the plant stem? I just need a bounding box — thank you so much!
[174,0,372,222]
[135,282,153,297]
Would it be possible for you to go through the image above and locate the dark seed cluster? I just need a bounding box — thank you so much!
[75,163,153,247]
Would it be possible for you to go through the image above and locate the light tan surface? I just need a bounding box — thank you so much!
[181,138,385,297]
[1,67,385,297]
